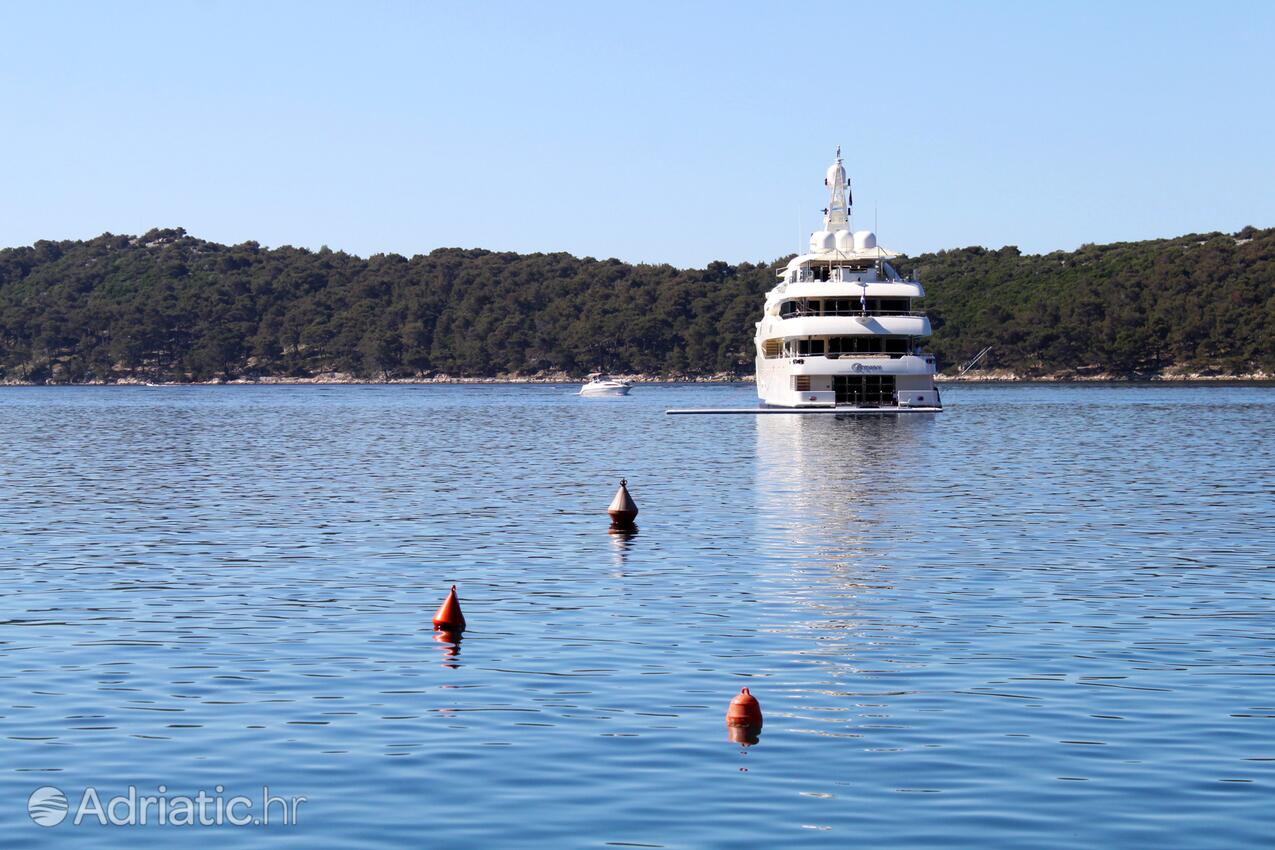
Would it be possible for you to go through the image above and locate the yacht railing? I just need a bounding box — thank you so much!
[782,268,916,284]
[780,308,926,318]
[768,351,919,360]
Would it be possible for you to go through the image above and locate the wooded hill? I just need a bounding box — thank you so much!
[0,226,1271,383]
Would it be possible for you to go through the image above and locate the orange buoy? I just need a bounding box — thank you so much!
[726,687,763,728]
[608,479,638,529]
[432,585,466,632]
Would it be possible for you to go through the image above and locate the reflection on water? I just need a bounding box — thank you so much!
[728,724,762,747]
[0,383,1272,849]
[755,413,930,552]
[607,526,638,574]
[754,415,938,661]
[432,630,463,665]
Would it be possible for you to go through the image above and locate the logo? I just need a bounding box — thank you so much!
[851,363,883,373]
[25,784,306,828]
[28,786,69,827]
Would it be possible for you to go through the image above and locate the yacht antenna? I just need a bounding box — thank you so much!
[846,149,853,231]
[875,204,881,267]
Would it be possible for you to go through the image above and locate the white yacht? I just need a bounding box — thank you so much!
[579,374,632,396]
[754,149,941,412]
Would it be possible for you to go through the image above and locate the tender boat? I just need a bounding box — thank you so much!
[579,374,632,396]
[752,148,942,413]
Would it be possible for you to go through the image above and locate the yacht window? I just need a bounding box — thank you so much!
[825,336,912,354]
[842,337,879,354]
[834,375,896,406]
[854,298,909,314]
[796,339,825,356]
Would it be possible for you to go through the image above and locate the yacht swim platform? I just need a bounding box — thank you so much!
[666,405,942,415]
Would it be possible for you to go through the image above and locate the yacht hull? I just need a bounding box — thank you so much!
[579,385,631,397]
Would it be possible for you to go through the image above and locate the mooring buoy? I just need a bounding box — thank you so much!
[432,585,466,632]
[608,478,639,529]
[726,687,763,726]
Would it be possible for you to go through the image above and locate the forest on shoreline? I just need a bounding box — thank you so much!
[0,226,1271,384]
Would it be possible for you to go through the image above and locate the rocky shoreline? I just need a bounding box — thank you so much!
[2,368,1271,386]
[936,368,1272,383]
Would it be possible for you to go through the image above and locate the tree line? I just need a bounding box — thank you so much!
[0,225,1270,382]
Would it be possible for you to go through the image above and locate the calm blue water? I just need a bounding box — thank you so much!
[1,383,1272,848]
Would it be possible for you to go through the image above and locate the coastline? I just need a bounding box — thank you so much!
[1,368,1271,387]
[935,368,1273,383]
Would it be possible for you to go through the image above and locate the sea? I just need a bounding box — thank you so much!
[1,382,1272,848]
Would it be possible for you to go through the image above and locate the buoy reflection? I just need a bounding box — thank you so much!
[728,724,762,747]
[608,525,639,547]
[432,629,462,666]
[608,525,638,573]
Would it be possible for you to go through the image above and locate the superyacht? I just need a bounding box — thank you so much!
[753,149,941,412]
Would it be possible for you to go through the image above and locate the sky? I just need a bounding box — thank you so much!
[2,0,1273,267]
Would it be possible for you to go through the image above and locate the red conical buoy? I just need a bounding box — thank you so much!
[432,585,466,632]
[608,479,638,529]
[726,687,763,728]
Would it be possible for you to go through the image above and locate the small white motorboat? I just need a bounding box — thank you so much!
[579,374,632,396]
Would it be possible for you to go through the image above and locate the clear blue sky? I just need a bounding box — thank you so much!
[2,0,1273,267]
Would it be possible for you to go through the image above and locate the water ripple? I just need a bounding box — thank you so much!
[0,383,1272,847]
